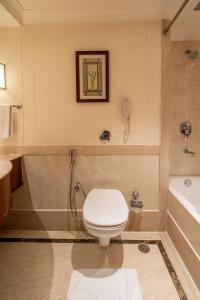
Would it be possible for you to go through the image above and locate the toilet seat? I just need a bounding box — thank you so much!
[83,189,129,227]
[84,220,127,230]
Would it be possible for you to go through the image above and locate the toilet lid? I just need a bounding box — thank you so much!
[83,189,129,226]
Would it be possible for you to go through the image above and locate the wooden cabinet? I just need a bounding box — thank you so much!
[10,157,23,193]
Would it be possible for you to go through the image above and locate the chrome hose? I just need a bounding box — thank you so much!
[69,150,86,223]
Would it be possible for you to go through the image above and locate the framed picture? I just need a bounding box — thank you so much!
[76,51,109,102]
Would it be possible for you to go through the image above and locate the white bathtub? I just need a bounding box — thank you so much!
[169,176,200,224]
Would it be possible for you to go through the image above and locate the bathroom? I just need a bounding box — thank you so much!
[0,0,199,299]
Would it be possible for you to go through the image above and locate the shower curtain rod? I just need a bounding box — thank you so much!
[163,0,190,35]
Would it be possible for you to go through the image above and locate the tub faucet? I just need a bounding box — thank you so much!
[184,148,195,155]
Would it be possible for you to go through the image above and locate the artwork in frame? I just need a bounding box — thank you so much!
[76,51,109,102]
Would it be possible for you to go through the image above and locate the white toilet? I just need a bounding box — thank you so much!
[83,189,129,247]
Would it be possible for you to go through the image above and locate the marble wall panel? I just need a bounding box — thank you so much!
[12,155,159,211]
[169,41,200,175]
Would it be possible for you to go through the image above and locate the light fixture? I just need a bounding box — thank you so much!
[0,63,6,89]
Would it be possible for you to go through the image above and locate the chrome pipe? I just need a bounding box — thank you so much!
[163,0,190,35]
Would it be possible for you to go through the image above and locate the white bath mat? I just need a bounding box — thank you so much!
[67,268,143,300]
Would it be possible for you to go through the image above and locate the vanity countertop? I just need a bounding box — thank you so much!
[0,160,12,180]
[0,154,22,162]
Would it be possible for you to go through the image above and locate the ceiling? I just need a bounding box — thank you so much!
[0,2,19,26]
[0,0,200,40]
[0,0,184,23]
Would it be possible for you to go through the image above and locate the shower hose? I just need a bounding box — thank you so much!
[69,151,86,223]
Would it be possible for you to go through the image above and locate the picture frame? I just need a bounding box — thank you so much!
[76,51,109,103]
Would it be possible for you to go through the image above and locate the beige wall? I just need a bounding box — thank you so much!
[0,27,23,147]
[166,41,200,288]
[0,21,163,231]
[169,41,200,175]
[0,21,161,146]
[13,155,159,210]
[2,154,162,231]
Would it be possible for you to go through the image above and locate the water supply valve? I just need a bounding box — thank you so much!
[130,191,143,214]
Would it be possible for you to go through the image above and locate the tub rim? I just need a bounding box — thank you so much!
[169,176,200,225]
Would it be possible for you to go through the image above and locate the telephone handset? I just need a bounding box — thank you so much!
[122,98,130,119]
[121,98,131,143]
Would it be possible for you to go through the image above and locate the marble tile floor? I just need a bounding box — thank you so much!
[0,231,199,300]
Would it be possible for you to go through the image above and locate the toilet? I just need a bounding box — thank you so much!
[83,189,129,247]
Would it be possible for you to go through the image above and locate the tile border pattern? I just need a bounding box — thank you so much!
[0,238,187,299]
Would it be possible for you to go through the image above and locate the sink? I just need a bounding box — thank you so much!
[0,160,12,225]
[0,160,12,180]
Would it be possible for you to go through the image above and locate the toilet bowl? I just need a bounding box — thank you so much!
[83,189,129,247]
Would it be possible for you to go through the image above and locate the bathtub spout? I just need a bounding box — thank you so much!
[184,148,195,155]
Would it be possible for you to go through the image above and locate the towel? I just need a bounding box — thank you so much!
[0,104,11,138]
[67,268,143,300]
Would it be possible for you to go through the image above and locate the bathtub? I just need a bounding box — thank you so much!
[169,176,200,224]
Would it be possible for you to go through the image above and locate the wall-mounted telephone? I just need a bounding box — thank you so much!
[121,98,131,143]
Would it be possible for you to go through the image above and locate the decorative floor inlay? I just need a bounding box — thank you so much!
[0,238,187,300]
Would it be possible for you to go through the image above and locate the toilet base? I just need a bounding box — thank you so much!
[83,219,128,248]
[99,237,110,247]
